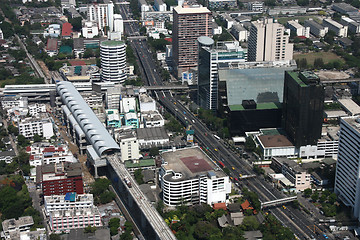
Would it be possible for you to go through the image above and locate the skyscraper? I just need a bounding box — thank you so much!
[88,1,114,34]
[198,39,247,110]
[100,40,127,82]
[248,18,293,62]
[173,5,212,78]
[282,71,324,148]
[335,117,360,221]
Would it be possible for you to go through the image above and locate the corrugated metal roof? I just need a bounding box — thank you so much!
[57,81,120,157]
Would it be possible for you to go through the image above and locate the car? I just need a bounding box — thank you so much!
[232,166,235,170]
[192,119,195,123]
[214,148,218,151]
[239,174,242,177]
[282,205,286,209]
[323,234,328,239]
[234,178,238,181]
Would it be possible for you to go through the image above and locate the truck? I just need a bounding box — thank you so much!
[124,177,132,188]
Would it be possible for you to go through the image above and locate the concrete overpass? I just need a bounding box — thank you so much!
[261,196,297,209]
[56,81,176,240]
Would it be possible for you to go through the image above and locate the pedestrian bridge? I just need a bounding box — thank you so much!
[261,196,297,209]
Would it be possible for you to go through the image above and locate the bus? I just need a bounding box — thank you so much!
[213,135,220,140]
[218,161,225,168]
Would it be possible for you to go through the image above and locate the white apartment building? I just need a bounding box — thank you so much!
[81,21,99,38]
[44,193,94,216]
[322,18,348,37]
[28,103,46,117]
[139,94,156,112]
[335,117,360,221]
[0,28,3,40]
[141,110,165,128]
[120,97,137,113]
[248,18,293,62]
[118,132,140,161]
[1,96,28,110]
[113,14,124,34]
[100,40,127,83]
[248,2,264,12]
[304,19,328,37]
[287,20,310,38]
[106,85,123,109]
[88,2,114,34]
[49,207,102,233]
[1,216,34,240]
[159,147,231,206]
[18,117,54,139]
[154,0,167,11]
[26,143,77,167]
[271,157,311,191]
[231,23,248,42]
[340,16,360,34]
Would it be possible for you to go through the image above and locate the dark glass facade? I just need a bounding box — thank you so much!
[282,71,325,148]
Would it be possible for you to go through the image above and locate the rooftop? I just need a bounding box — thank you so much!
[125,159,156,168]
[44,193,93,204]
[161,147,226,182]
[338,98,360,116]
[136,127,169,140]
[2,216,34,232]
[174,5,211,14]
[62,22,72,37]
[258,134,293,148]
[46,38,58,51]
[100,40,125,47]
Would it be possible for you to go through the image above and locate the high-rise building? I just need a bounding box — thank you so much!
[248,18,293,62]
[198,38,247,110]
[173,6,212,78]
[100,40,127,82]
[88,2,114,34]
[335,117,360,221]
[282,71,324,148]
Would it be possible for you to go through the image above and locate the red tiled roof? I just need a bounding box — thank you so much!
[43,147,56,153]
[26,146,31,151]
[241,200,254,210]
[62,22,73,37]
[165,37,172,43]
[29,155,34,160]
[69,60,86,66]
[213,202,227,210]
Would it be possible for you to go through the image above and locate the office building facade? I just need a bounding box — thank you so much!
[248,18,293,62]
[282,71,324,148]
[173,6,212,78]
[198,40,247,110]
[100,40,127,82]
[335,117,360,221]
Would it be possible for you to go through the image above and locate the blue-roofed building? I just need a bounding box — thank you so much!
[124,112,139,128]
[106,109,121,128]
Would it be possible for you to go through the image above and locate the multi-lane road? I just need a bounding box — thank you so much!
[117,3,331,239]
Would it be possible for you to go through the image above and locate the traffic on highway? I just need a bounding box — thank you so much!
[117,2,331,240]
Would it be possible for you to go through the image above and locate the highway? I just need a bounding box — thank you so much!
[118,3,331,240]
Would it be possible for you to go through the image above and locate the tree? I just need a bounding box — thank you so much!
[49,234,61,240]
[109,218,120,236]
[303,188,312,198]
[194,221,222,240]
[149,147,159,156]
[7,124,18,135]
[328,193,337,204]
[311,192,319,202]
[90,178,111,196]
[33,134,42,142]
[314,58,324,69]
[83,48,94,58]
[17,134,30,147]
[99,191,115,204]
[134,169,144,185]
[245,137,256,152]
[84,225,96,233]
[70,17,82,31]
[241,216,260,231]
